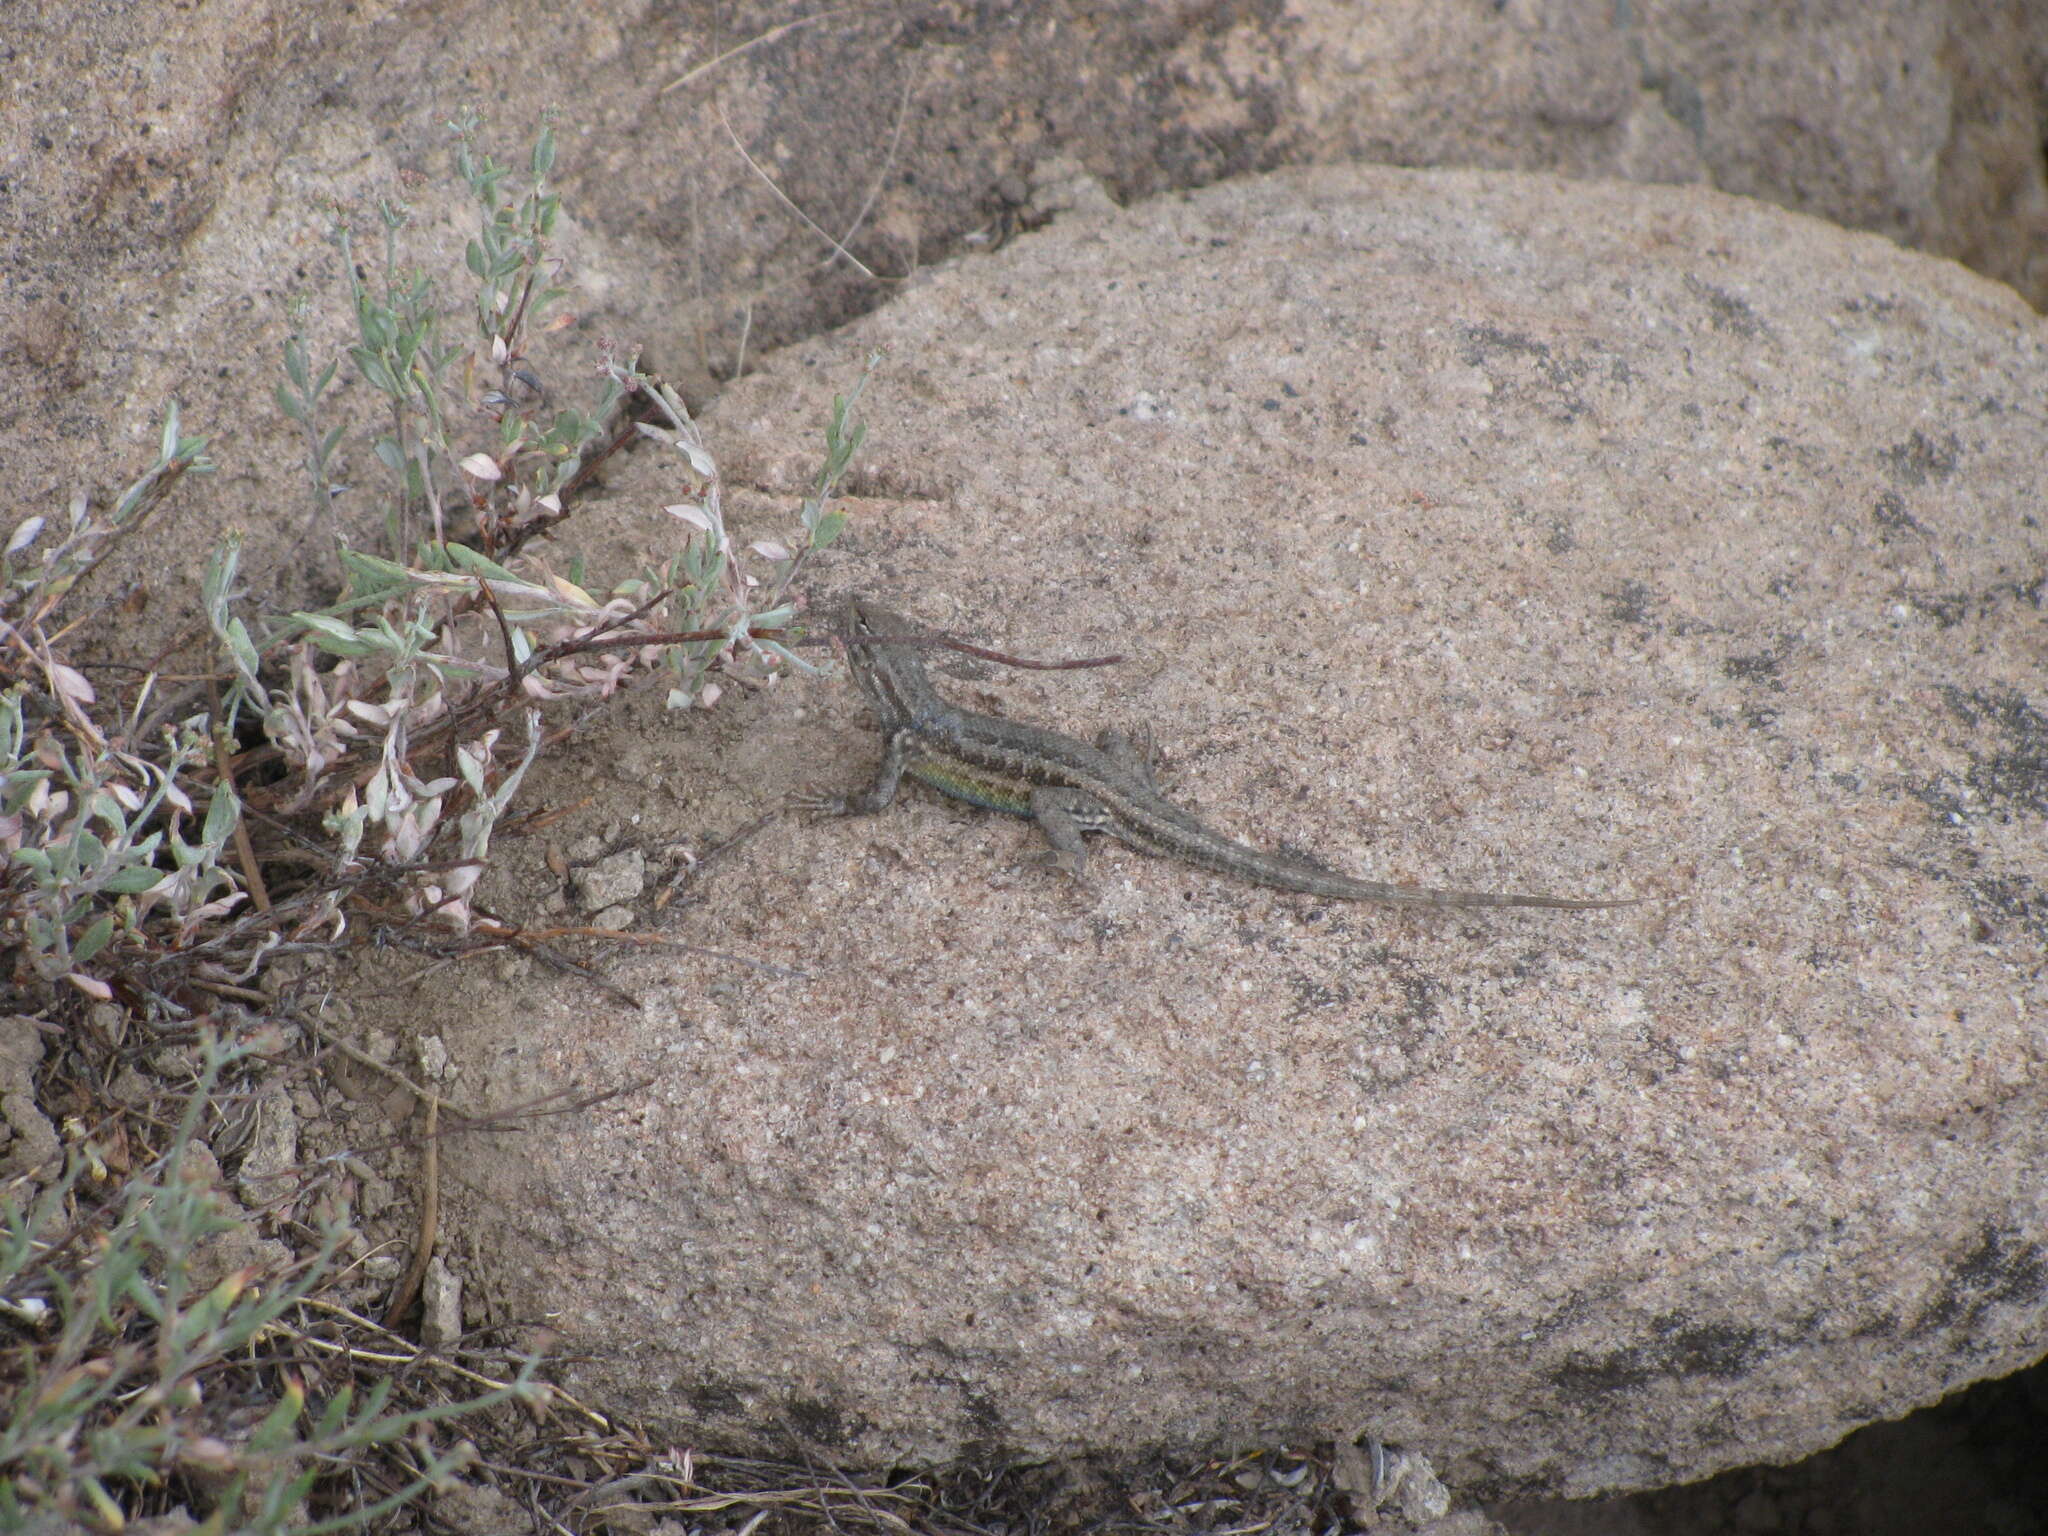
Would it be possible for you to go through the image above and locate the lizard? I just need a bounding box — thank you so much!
[807,594,1641,911]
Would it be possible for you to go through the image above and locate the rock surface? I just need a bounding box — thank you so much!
[392,164,2048,1493]
[5,1,2045,670]
[0,1016,59,1183]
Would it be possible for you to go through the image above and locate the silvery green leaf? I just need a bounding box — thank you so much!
[444,543,518,582]
[225,617,262,680]
[7,516,46,555]
[72,912,118,966]
[202,785,240,845]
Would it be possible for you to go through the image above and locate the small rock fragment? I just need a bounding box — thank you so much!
[573,848,646,912]
[422,1257,463,1347]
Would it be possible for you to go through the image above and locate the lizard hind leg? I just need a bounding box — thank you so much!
[1026,785,1111,881]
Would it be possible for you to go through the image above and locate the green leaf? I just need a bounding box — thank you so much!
[82,1477,125,1529]
[531,126,556,178]
[250,1373,308,1451]
[295,611,358,642]
[100,866,163,894]
[352,346,398,396]
[465,238,487,278]
[224,616,263,682]
[202,786,240,850]
[290,612,378,656]
[71,911,117,967]
[203,538,242,609]
[443,543,519,582]
[3,774,49,816]
[87,789,129,832]
[339,547,413,589]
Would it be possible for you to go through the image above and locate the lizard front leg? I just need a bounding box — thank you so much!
[800,728,914,816]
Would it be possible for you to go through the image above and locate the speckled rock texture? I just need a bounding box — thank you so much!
[396,164,2047,1495]
[5,0,2046,674]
